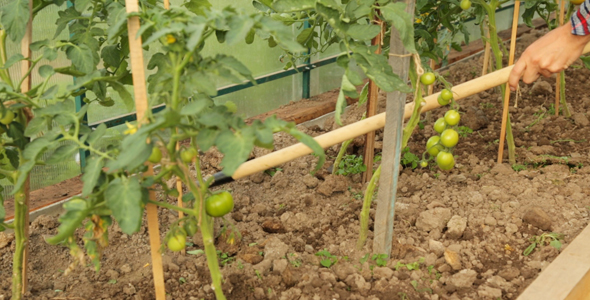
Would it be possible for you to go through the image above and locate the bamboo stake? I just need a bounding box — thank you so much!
[362,20,383,183]
[556,0,566,116]
[228,42,590,181]
[124,0,166,299]
[482,16,492,76]
[19,0,33,293]
[497,1,520,164]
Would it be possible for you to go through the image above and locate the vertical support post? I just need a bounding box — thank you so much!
[124,0,166,298]
[482,16,492,76]
[498,1,520,164]
[373,0,415,256]
[20,0,33,293]
[555,0,566,116]
[362,19,384,183]
[302,20,311,99]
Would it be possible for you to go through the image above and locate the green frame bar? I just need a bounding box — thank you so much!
[88,54,340,129]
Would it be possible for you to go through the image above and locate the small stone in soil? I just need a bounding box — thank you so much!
[0,232,14,249]
[262,219,286,234]
[444,249,462,270]
[523,207,553,231]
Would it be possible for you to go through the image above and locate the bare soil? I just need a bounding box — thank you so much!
[2,29,590,300]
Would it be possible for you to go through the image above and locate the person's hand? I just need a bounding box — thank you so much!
[508,24,590,91]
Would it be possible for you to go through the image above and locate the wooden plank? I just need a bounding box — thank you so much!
[123,0,166,298]
[517,223,590,300]
[372,0,415,256]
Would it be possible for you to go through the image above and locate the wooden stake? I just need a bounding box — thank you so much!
[482,16,492,76]
[556,0,566,116]
[362,20,383,184]
[124,0,166,298]
[497,1,520,164]
[372,0,415,256]
[20,0,33,293]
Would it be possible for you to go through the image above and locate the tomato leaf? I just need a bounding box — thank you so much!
[105,176,144,235]
[288,128,325,174]
[46,143,78,164]
[82,156,104,196]
[5,148,19,169]
[101,45,121,68]
[106,2,127,43]
[3,54,25,70]
[183,0,212,16]
[0,0,29,42]
[106,133,153,172]
[380,2,416,53]
[75,0,92,12]
[24,116,46,138]
[7,122,27,150]
[196,128,218,152]
[65,44,97,75]
[216,128,255,176]
[226,17,255,46]
[109,82,134,112]
[87,123,107,146]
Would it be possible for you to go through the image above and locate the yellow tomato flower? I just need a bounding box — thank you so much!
[415,19,422,24]
[123,122,138,135]
[166,34,176,44]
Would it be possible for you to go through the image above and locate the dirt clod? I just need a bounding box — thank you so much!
[262,219,286,233]
[523,207,553,231]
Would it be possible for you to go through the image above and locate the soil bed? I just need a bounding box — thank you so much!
[2,29,590,300]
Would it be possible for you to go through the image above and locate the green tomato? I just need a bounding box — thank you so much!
[180,148,197,163]
[441,89,453,101]
[0,111,14,125]
[436,151,455,170]
[420,161,428,168]
[420,72,436,86]
[460,0,472,10]
[437,94,450,106]
[148,147,162,164]
[440,129,459,148]
[205,191,234,217]
[426,136,442,157]
[444,110,461,126]
[167,234,186,252]
[433,118,447,134]
[183,218,199,236]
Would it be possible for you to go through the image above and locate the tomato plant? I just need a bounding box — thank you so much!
[0,0,425,298]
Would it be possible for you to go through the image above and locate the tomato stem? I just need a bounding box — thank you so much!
[357,164,381,250]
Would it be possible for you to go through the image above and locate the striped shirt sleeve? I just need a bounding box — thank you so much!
[571,1,590,35]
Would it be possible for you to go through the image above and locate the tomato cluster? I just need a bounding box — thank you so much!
[419,73,460,171]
